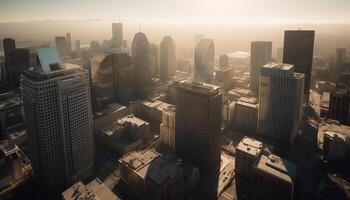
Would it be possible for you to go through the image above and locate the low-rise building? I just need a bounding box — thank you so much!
[251,153,297,200]
[62,178,121,200]
[98,115,149,155]
[119,149,199,200]
[93,102,129,131]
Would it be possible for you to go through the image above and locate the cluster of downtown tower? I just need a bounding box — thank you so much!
[1,21,318,199]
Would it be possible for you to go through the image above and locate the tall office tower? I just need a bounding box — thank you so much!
[194,34,204,47]
[149,43,160,77]
[132,32,150,99]
[8,48,31,88]
[219,54,229,68]
[160,36,176,79]
[277,47,283,63]
[66,33,72,56]
[112,23,123,48]
[194,39,215,81]
[160,105,176,149]
[3,38,16,83]
[90,53,132,111]
[258,63,304,147]
[250,41,272,95]
[329,84,350,126]
[336,48,346,68]
[175,80,221,175]
[21,48,94,197]
[283,30,315,103]
[55,36,67,57]
[75,40,81,56]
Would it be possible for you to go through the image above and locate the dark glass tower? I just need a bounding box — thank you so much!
[175,80,222,175]
[283,30,315,103]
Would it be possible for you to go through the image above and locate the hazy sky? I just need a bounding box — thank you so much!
[1,0,350,24]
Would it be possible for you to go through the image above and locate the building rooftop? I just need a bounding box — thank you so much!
[118,115,149,127]
[95,103,127,117]
[0,92,22,111]
[196,39,214,50]
[254,153,297,183]
[176,79,220,96]
[62,178,121,200]
[236,137,263,157]
[264,62,294,71]
[318,120,350,146]
[119,150,183,186]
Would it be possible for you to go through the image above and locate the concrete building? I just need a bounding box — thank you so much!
[55,36,67,57]
[112,23,123,48]
[329,84,350,125]
[250,41,272,95]
[194,39,215,81]
[160,105,176,149]
[93,103,129,130]
[21,48,95,197]
[175,80,222,175]
[317,81,336,94]
[62,178,121,200]
[119,150,185,200]
[66,33,72,57]
[219,54,229,68]
[258,63,304,147]
[336,48,346,68]
[75,40,81,56]
[235,137,264,195]
[233,100,258,134]
[90,53,133,110]
[222,99,235,123]
[251,153,297,200]
[149,43,160,77]
[283,30,315,103]
[160,36,176,79]
[98,115,148,155]
[132,32,150,99]
[138,100,173,123]
[3,38,16,86]
[8,48,31,88]
[318,120,350,168]
[0,92,24,140]
[320,92,331,118]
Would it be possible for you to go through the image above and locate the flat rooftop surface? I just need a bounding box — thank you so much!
[236,137,263,157]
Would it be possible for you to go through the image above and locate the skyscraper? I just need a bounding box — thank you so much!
[219,54,229,68]
[21,48,94,197]
[75,40,81,56]
[3,38,16,84]
[132,32,150,99]
[55,36,67,57]
[160,36,176,79]
[250,41,272,95]
[8,48,31,88]
[283,30,315,103]
[336,48,346,69]
[66,33,72,56]
[194,39,215,81]
[112,23,123,48]
[175,80,221,175]
[258,63,304,147]
[149,43,160,77]
[90,52,132,111]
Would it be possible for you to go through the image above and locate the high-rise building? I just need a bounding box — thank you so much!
[283,30,315,103]
[250,41,272,95]
[194,39,215,81]
[132,32,150,99]
[149,43,160,77]
[258,63,304,147]
[235,137,264,195]
[193,34,203,47]
[75,40,81,56]
[8,48,31,88]
[336,48,346,68]
[160,105,176,149]
[3,38,16,84]
[219,54,229,68]
[233,100,258,134]
[90,53,132,110]
[21,48,94,197]
[66,33,72,56]
[55,36,67,57]
[112,23,123,48]
[328,84,350,125]
[175,80,221,175]
[160,36,176,79]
